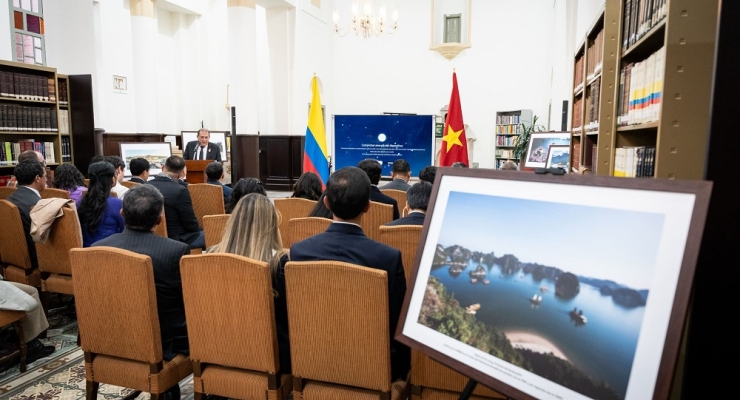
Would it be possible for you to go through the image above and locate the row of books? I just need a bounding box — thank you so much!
[572,96,583,131]
[496,115,524,125]
[0,71,57,102]
[623,0,667,52]
[59,109,70,135]
[584,76,601,132]
[0,104,59,132]
[61,136,72,162]
[0,140,57,165]
[573,55,584,93]
[495,124,523,134]
[495,149,516,159]
[496,135,519,147]
[585,29,604,80]
[618,47,665,126]
[58,79,69,105]
[614,146,656,178]
[572,142,597,173]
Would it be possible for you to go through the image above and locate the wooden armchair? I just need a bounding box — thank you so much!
[181,254,292,400]
[187,184,225,226]
[379,225,423,282]
[154,210,168,238]
[274,198,317,247]
[381,189,407,211]
[360,201,394,241]
[35,208,83,295]
[0,200,40,287]
[40,188,70,200]
[121,181,141,189]
[0,186,16,199]
[410,351,506,399]
[202,214,230,248]
[286,260,408,400]
[69,247,193,400]
[0,309,28,372]
[286,217,332,248]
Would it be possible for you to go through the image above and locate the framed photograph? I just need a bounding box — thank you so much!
[524,132,570,169]
[119,142,172,177]
[545,144,570,170]
[396,168,712,400]
[181,131,228,161]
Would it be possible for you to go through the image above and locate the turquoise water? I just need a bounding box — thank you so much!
[430,260,645,398]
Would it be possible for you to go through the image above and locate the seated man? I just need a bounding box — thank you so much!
[291,167,409,380]
[357,159,399,220]
[128,158,150,183]
[5,150,45,188]
[148,156,205,249]
[104,156,129,199]
[385,181,432,226]
[92,185,189,399]
[205,161,232,206]
[380,159,411,191]
[6,160,46,269]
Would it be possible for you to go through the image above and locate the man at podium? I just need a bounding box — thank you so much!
[183,128,222,162]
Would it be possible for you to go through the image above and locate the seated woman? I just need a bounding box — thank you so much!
[208,193,291,374]
[226,177,266,213]
[78,162,125,247]
[52,164,87,205]
[308,191,333,219]
[290,172,322,201]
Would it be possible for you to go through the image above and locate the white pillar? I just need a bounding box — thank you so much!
[130,0,158,132]
[228,0,258,135]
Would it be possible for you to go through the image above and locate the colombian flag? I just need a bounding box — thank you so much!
[303,76,330,188]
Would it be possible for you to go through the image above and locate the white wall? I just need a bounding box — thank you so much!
[575,0,606,47]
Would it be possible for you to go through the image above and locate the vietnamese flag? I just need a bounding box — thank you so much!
[440,72,469,167]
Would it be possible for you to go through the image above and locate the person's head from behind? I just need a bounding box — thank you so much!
[325,167,371,221]
[18,150,44,166]
[129,158,151,180]
[227,177,266,213]
[104,156,126,183]
[391,159,411,182]
[406,181,433,213]
[79,162,117,234]
[308,191,333,219]
[205,162,223,182]
[451,162,468,168]
[419,166,437,184]
[163,155,187,180]
[52,164,85,191]
[357,159,382,185]
[197,128,210,147]
[13,160,46,191]
[501,160,518,171]
[121,184,164,232]
[292,172,323,201]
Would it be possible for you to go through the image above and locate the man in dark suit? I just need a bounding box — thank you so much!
[148,156,205,249]
[385,181,432,226]
[6,160,46,269]
[380,159,412,191]
[291,166,409,380]
[205,161,232,207]
[357,159,399,220]
[128,158,150,184]
[93,184,189,399]
[183,128,222,162]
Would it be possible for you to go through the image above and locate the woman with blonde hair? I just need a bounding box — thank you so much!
[207,193,291,373]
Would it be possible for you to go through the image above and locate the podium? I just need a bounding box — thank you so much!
[185,160,212,184]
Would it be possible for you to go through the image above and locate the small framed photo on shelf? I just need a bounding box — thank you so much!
[181,131,228,161]
[524,132,570,169]
[545,144,570,170]
[119,142,172,177]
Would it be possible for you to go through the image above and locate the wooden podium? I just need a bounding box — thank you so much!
[185,160,211,184]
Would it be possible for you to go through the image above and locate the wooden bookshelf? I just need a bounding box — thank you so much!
[494,109,532,169]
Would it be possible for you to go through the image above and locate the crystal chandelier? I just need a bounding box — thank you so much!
[333,1,399,39]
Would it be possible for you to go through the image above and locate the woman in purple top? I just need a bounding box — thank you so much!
[78,162,124,247]
[52,164,87,205]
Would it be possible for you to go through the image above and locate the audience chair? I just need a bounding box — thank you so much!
[69,247,193,400]
[181,254,292,400]
[273,198,317,247]
[381,189,407,211]
[187,184,225,226]
[35,208,83,296]
[40,188,71,200]
[153,210,168,238]
[410,351,505,399]
[286,217,332,248]
[0,310,28,372]
[121,181,141,189]
[286,260,408,400]
[379,225,423,282]
[360,201,394,242]
[0,186,16,199]
[202,214,230,249]
[0,200,40,287]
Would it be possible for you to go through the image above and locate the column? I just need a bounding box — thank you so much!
[130,0,158,132]
[227,0,258,135]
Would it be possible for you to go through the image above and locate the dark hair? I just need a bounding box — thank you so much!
[308,191,333,219]
[227,178,266,213]
[419,166,437,184]
[78,162,116,235]
[90,155,105,164]
[129,158,151,176]
[13,160,45,185]
[407,181,432,211]
[18,150,40,164]
[291,172,323,201]
[164,156,186,174]
[52,164,85,191]
[357,159,382,185]
[122,185,164,231]
[451,162,468,168]
[325,167,370,220]
[104,156,125,171]
[205,162,223,181]
[392,159,410,174]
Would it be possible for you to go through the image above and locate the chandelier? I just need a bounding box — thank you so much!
[333,1,399,38]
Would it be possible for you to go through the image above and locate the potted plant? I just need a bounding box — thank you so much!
[512,115,547,168]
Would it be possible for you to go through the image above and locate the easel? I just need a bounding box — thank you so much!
[459,379,478,400]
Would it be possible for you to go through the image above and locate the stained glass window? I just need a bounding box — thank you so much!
[9,0,45,65]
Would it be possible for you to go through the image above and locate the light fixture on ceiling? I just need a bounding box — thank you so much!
[333,1,399,38]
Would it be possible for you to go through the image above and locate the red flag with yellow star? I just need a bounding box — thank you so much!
[440,72,469,167]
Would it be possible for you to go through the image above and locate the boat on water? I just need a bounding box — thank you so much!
[540,285,548,292]
[466,303,481,315]
[530,294,542,305]
[569,308,588,325]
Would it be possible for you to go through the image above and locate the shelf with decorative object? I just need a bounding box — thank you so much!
[494,109,532,170]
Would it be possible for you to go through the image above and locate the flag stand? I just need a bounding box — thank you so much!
[459,378,478,400]
[230,106,239,182]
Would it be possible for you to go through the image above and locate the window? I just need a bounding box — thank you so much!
[9,0,45,65]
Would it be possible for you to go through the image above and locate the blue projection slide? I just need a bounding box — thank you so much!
[333,115,434,176]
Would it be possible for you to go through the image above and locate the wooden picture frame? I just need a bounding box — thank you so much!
[181,131,228,161]
[119,142,172,177]
[523,132,570,169]
[396,168,712,400]
[545,144,570,170]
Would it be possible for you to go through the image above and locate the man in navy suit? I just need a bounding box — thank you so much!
[385,181,432,226]
[357,159,400,220]
[290,166,409,380]
[128,158,150,184]
[6,160,46,269]
[183,128,222,162]
[205,161,232,207]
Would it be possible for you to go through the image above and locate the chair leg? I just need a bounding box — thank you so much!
[14,320,27,373]
[150,394,159,400]
[193,392,203,400]
[86,381,99,400]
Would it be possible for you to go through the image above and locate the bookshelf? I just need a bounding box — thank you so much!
[494,109,532,170]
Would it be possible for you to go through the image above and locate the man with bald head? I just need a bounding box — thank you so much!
[5,150,45,188]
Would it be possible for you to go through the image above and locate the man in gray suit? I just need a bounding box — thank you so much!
[380,159,411,191]
[0,279,55,370]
